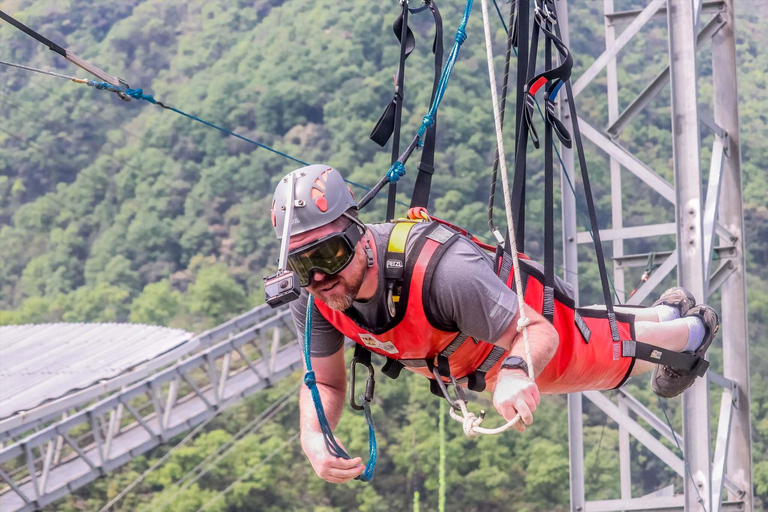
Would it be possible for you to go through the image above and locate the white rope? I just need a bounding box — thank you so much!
[447,0,535,439]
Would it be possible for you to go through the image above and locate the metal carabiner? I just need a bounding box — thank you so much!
[430,366,477,416]
[349,355,376,411]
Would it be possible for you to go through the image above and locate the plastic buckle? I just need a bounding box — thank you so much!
[349,356,376,411]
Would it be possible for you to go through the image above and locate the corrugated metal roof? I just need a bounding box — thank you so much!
[0,323,193,421]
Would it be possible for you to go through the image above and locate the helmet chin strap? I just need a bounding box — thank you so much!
[342,211,374,268]
[365,237,374,268]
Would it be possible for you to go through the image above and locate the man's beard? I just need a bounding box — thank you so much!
[310,252,366,311]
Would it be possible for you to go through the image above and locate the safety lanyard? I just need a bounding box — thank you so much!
[370,1,445,215]
[0,9,131,99]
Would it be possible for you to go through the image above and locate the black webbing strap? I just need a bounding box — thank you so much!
[370,4,415,147]
[622,340,710,376]
[382,357,404,379]
[542,13,555,323]
[465,345,506,392]
[0,10,66,56]
[353,343,372,367]
[387,3,411,221]
[410,0,444,209]
[368,3,413,220]
[551,6,621,342]
[510,1,540,252]
[487,0,518,236]
[513,0,529,168]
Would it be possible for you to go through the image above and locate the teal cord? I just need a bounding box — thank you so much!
[303,295,377,481]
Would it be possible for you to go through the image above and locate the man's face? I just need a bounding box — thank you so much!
[288,219,367,311]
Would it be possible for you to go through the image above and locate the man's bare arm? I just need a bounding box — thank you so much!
[494,305,560,375]
[491,305,559,431]
[299,346,347,435]
[299,346,365,483]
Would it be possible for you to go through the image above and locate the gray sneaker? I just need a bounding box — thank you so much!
[651,304,719,398]
[652,286,697,318]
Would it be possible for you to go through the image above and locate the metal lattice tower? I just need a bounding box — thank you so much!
[558,0,752,510]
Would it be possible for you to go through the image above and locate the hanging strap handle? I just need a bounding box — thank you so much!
[411,0,444,209]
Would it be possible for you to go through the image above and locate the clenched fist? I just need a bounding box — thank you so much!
[493,369,541,432]
[301,431,364,483]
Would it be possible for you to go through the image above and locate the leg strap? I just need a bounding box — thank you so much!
[622,340,709,377]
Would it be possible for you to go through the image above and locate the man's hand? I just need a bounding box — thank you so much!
[492,369,541,432]
[301,431,365,483]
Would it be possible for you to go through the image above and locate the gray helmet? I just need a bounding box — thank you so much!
[271,164,357,239]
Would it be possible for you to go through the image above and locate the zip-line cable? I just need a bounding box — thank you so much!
[0,58,401,206]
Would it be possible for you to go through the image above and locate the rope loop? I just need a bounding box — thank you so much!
[455,26,467,44]
[125,88,158,104]
[387,161,406,183]
[516,315,531,333]
[303,371,316,386]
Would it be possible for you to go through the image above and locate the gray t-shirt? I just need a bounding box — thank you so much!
[290,223,519,357]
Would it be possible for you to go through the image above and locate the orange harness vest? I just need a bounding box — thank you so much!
[314,221,591,394]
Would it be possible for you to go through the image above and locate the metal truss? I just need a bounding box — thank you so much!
[558,0,751,510]
[0,304,281,446]
[0,305,300,512]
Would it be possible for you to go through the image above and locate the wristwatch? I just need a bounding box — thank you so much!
[500,355,529,376]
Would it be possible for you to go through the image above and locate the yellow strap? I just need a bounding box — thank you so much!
[388,221,416,255]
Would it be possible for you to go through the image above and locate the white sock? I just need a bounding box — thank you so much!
[654,304,680,322]
[682,316,707,352]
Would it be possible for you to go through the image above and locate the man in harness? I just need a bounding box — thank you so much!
[272,165,719,484]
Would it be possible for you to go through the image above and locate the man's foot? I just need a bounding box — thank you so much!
[651,304,719,398]
[652,286,697,320]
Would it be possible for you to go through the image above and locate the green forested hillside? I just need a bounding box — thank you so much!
[0,0,766,510]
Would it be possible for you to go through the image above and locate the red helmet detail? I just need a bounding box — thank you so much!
[312,174,329,212]
[271,201,277,227]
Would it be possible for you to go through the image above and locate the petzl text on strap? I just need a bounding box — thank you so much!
[385,221,418,304]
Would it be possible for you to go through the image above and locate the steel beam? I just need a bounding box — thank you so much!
[577,223,676,244]
[584,391,684,477]
[667,0,711,509]
[0,304,277,439]
[603,0,724,23]
[712,389,735,512]
[585,496,744,512]
[712,0,753,507]
[559,4,585,511]
[703,136,726,280]
[577,119,676,203]
[707,260,736,297]
[606,14,727,139]
[626,250,678,305]
[572,0,667,98]
[614,246,735,269]
[617,390,683,446]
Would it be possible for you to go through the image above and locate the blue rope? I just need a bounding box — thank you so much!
[490,0,509,34]
[386,161,406,183]
[416,0,474,141]
[83,80,411,209]
[303,295,377,481]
